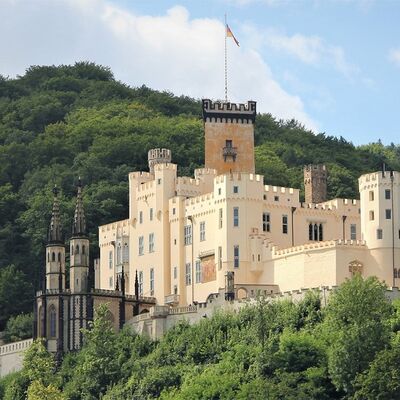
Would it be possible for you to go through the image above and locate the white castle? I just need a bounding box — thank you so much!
[96,99,400,309]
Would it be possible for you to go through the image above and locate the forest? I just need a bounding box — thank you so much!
[0,62,400,333]
[1,276,400,399]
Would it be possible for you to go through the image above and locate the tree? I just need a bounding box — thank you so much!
[0,265,33,329]
[324,275,391,394]
[3,312,33,343]
[27,380,64,400]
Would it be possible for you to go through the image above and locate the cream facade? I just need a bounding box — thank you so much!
[98,99,400,306]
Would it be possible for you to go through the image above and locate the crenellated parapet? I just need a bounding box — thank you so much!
[148,148,172,174]
[202,99,256,124]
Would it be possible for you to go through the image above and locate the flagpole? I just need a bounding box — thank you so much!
[224,13,228,102]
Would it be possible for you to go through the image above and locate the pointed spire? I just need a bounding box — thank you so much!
[48,185,63,244]
[134,270,139,300]
[72,177,87,237]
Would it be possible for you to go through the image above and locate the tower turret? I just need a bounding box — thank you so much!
[46,186,65,291]
[304,164,327,204]
[148,148,172,174]
[202,99,256,175]
[69,178,89,293]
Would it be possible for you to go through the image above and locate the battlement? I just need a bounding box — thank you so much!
[304,164,327,174]
[359,170,400,186]
[100,219,129,233]
[153,163,177,172]
[214,173,263,185]
[264,185,296,195]
[148,148,172,174]
[129,171,153,181]
[185,193,214,206]
[194,168,218,178]
[202,99,256,124]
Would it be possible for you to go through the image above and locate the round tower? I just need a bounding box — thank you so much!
[148,148,172,174]
[359,170,400,284]
[46,185,65,291]
[69,178,89,293]
[304,164,327,204]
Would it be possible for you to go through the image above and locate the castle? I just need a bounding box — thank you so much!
[2,97,399,374]
[96,99,399,310]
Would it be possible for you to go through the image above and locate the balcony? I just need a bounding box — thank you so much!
[165,294,180,305]
[222,146,237,161]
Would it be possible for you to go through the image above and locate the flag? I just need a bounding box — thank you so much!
[226,24,239,47]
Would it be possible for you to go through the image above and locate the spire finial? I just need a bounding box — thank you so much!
[48,186,63,244]
[72,178,87,237]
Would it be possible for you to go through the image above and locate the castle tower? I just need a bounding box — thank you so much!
[69,179,89,293]
[46,186,65,291]
[359,170,400,285]
[202,99,256,175]
[148,148,172,174]
[304,164,327,204]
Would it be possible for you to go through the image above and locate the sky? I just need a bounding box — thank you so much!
[0,0,399,145]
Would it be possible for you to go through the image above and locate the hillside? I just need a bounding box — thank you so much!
[0,62,399,327]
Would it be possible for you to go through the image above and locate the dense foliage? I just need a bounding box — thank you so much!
[0,62,399,328]
[1,276,400,399]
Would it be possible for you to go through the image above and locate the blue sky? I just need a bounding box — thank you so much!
[1,0,399,145]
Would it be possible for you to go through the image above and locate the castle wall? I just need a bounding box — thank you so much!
[0,339,32,378]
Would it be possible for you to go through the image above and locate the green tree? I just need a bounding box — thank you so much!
[324,275,391,394]
[4,312,33,343]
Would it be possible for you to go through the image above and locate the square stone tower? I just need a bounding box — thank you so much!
[304,164,327,204]
[202,99,256,175]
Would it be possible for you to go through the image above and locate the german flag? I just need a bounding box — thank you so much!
[226,24,239,47]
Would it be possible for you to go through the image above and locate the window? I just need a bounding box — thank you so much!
[173,266,177,280]
[218,246,222,270]
[233,186,239,194]
[218,188,222,195]
[369,210,375,221]
[138,236,144,255]
[70,246,74,256]
[109,277,113,288]
[386,209,392,219]
[309,223,323,241]
[282,215,288,234]
[123,243,129,263]
[200,221,206,241]
[117,245,121,265]
[234,245,239,268]
[150,268,154,295]
[173,208,176,215]
[369,191,374,201]
[109,251,113,269]
[139,211,143,224]
[233,207,239,227]
[49,307,56,338]
[274,196,279,202]
[52,252,55,261]
[138,271,143,296]
[150,208,153,221]
[385,189,391,200]
[184,225,192,245]
[185,263,191,285]
[377,229,383,240]
[82,245,85,255]
[157,178,162,185]
[195,260,202,283]
[58,252,61,262]
[149,233,155,253]
[219,208,223,229]
[350,224,357,240]
[174,285,178,294]
[225,139,232,148]
[263,212,270,232]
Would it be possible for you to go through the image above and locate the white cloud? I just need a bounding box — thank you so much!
[264,30,358,78]
[389,48,400,67]
[0,0,318,130]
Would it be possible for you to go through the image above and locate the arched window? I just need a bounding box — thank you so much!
[314,224,318,241]
[58,252,61,262]
[71,245,74,255]
[52,252,55,262]
[309,224,313,240]
[82,245,85,255]
[47,252,50,262]
[49,306,56,338]
[76,244,79,254]
[318,224,323,241]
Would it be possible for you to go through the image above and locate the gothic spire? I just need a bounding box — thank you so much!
[72,177,87,237]
[48,185,63,244]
